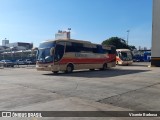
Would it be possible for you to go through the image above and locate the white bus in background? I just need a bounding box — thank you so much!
[116,49,133,65]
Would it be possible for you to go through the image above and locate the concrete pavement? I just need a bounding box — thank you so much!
[0,62,160,120]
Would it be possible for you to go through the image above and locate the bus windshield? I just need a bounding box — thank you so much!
[120,51,132,61]
[37,42,55,63]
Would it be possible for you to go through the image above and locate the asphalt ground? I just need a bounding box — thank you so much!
[0,62,160,120]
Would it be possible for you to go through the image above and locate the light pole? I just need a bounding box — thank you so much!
[10,47,14,60]
[127,30,130,45]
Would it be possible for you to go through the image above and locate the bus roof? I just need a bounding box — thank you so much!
[116,49,131,52]
[42,39,91,44]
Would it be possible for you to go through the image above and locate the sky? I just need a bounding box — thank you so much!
[0,0,152,49]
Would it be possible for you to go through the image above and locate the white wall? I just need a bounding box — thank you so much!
[152,0,160,57]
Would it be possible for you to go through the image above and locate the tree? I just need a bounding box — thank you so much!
[129,45,136,51]
[102,37,136,50]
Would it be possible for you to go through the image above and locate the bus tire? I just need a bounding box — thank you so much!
[65,64,74,73]
[116,61,119,65]
[102,63,107,70]
[53,71,58,74]
[89,69,95,71]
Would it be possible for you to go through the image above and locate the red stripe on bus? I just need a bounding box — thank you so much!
[116,57,121,61]
[59,55,116,64]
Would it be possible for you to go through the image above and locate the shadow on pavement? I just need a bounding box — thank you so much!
[42,69,150,78]
[131,64,150,67]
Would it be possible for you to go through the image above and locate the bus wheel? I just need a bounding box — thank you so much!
[102,63,107,70]
[90,69,95,71]
[116,61,118,65]
[66,64,73,73]
[53,71,58,74]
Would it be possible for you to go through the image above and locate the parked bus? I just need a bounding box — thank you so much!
[143,51,151,62]
[35,39,116,73]
[116,49,133,65]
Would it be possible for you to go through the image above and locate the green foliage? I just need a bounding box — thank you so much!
[128,45,136,50]
[102,37,136,50]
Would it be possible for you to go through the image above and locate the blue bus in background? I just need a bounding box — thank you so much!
[143,51,151,62]
[133,51,151,62]
[133,54,144,62]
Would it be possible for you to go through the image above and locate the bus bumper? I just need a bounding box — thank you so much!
[36,64,59,71]
[119,61,133,65]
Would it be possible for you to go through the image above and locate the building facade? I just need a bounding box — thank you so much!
[55,30,70,40]
[2,39,9,46]
[6,42,33,50]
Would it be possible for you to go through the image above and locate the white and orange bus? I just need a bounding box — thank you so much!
[116,49,133,65]
[35,39,116,73]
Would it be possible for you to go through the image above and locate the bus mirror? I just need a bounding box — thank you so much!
[32,47,38,53]
[32,47,38,51]
[50,47,55,56]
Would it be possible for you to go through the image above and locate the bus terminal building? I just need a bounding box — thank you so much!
[0,39,34,61]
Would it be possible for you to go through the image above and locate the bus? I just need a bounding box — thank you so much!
[143,51,151,62]
[35,39,116,73]
[116,49,133,65]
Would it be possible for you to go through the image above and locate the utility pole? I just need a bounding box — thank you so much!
[127,30,130,45]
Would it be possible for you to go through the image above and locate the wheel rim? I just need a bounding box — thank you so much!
[67,66,72,72]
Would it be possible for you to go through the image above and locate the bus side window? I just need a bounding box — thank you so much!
[54,42,65,62]
[116,52,118,56]
[93,45,103,54]
[65,42,73,52]
[66,42,93,53]
[65,42,82,52]
[72,43,83,52]
[118,51,121,56]
[83,44,93,53]
[111,46,116,54]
